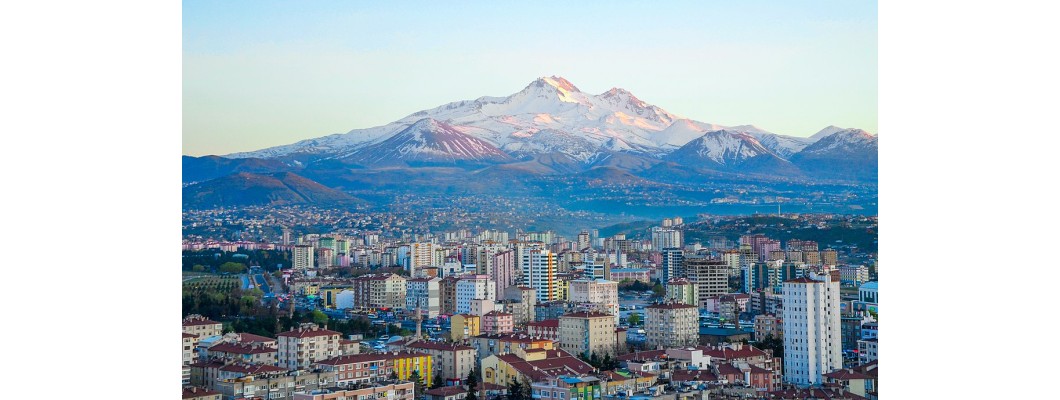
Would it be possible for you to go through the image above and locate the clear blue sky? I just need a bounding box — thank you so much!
[183,1,877,156]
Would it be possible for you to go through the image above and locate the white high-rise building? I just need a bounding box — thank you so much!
[522,248,558,303]
[782,271,842,386]
[455,275,495,315]
[293,245,314,270]
[661,248,684,284]
[651,227,683,252]
[577,231,591,251]
[568,278,620,324]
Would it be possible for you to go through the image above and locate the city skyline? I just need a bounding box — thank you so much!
[183,1,877,156]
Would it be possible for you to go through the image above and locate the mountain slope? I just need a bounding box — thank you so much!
[790,129,878,181]
[339,118,513,167]
[182,155,295,183]
[664,130,796,174]
[182,172,360,208]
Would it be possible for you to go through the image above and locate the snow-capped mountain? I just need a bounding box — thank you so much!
[790,128,878,181]
[664,130,797,175]
[217,76,876,182]
[227,76,745,163]
[340,118,513,167]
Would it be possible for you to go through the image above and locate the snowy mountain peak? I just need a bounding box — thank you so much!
[810,125,847,140]
[530,76,581,93]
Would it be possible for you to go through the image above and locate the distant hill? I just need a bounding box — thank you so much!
[182,172,361,208]
[182,155,295,183]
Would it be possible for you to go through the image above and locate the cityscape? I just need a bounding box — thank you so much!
[182,212,878,400]
[181,3,878,400]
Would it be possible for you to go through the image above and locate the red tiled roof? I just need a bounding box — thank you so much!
[183,386,222,398]
[407,341,475,352]
[182,317,221,326]
[233,333,276,343]
[183,333,198,338]
[474,333,553,344]
[276,327,342,338]
[784,277,818,284]
[219,363,286,374]
[425,386,467,397]
[824,369,873,381]
[616,349,666,361]
[527,319,559,328]
[315,353,390,365]
[717,363,742,376]
[208,342,276,355]
[670,370,720,382]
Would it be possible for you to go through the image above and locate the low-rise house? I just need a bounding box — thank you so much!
[293,380,415,400]
[182,386,222,400]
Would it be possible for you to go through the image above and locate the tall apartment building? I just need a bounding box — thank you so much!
[577,231,591,251]
[660,248,684,284]
[353,273,407,310]
[293,245,315,270]
[406,277,441,318]
[401,341,477,385]
[651,227,683,252]
[523,248,558,303]
[492,249,517,295]
[684,258,728,307]
[782,271,842,386]
[439,276,460,315]
[644,301,699,349]
[455,275,496,315]
[503,285,537,325]
[567,278,619,324]
[410,242,436,274]
[558,311,617,357]
[665,278,699,306]
[277,323,342,370]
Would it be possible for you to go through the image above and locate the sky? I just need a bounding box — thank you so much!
[183,1,877,156]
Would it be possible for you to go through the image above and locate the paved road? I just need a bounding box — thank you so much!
[254,274,271,295]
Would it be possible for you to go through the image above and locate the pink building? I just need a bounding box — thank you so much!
[481,310,514,334]
[492,250,516,294]
[609,268,651,283]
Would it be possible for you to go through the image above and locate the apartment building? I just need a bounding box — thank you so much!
[644,301,699,349]
[277,323,342,370]
[558,311,617,357]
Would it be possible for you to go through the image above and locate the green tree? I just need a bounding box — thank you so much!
[466,365,480,400]
[311,310,329,325]
[410,369,425,398]
[390,371,399,380]
[627,313,642,326]
[651,281,665,298]
[509,379,527,400]
[431,370,446,389]
[192,264,206,272]
[219,261,247,274]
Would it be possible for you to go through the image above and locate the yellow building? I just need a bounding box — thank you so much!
[450,314,481,341]
[481,349,594,387]
[390,351,434,387]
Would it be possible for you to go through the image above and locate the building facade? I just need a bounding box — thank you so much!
[558,311,617,357]
[278,323,342,370]
[782,272,842,386]
[644,301,699,349]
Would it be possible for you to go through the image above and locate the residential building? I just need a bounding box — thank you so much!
[502,286,536,325]
[455,275,496,314]
[482,310,514,334]
[782,271,842,386]
[450,314,481,341]
[558,311,617,357]
[406,277,441,318]
[526,319,559,341]
[183,314,223,339]
[353,273,407,311]
[523,248,559,302]
[425,386,468,400]
[664,278,698,306]
[182,387,222,400]
[206,341,278,365]
[859,281,878,304]
[314,351,433,387]
[531,376,602,400]
[277,323,342,370]
[402,341,477,384]
[294,245,315,270]
[480,349,592,387]
[857,338,878,365]
[660,247,684,284]
[684,258,728,307]
[824,369,876,398]
[492,249,517,294]
[838,265,869,285]
[440,276,460,315]
[183,333,197,366]
[754,314,783,341]
[293,381,414,400]
[470,333,556,362]
[608,268,650,283]
[644,301,699,349]
[567,278,620,324]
